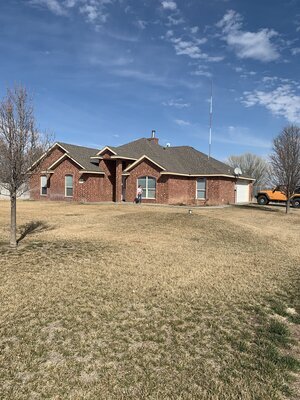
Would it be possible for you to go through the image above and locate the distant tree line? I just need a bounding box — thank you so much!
[227,125,300,213]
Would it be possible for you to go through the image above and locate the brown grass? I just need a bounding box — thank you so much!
[0,201,299,399]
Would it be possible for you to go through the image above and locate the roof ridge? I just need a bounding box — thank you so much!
[58,141,99,152]
[115,137,158,149]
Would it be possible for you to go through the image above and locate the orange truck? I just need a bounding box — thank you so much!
[256,186,300,208]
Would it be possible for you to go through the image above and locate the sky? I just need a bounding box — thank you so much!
[0,0,300,160]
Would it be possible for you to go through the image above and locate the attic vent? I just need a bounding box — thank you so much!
[151,130,156,138]
[166,143,171,147]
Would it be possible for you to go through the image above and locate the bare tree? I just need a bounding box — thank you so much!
[227,153,270,193]
[270,125,300,214]
[0,86,50,247]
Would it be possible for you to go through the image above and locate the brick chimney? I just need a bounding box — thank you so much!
[148,129,159,144]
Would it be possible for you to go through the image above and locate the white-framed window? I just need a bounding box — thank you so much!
[65,175,73,197]
[137,176,156,199]
[196,178,206,199]
[40,176,47,196]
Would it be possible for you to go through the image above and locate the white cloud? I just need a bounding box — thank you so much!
[175,119,191,126]
[169,35,223,62]
[30,0,67,15]
[161,1,177,11]
[191,26,199,34]
[262,76,278,85]
[64,0,78,7]
[163,99,190,108]
[216,126,271,149]
[112,69,168,86]
[217,10,280,62]
[89,55,133,67]
[30,0,114,24]
[79,4,101,22]
[294,16,300,32]
[191,67,212,78]
[136,20,147,30]
[242,84,300,123]
[171,37,205,59]
[291,47,300,55]
[167,15,184,26]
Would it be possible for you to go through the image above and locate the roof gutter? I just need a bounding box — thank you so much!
[160,172,255,180]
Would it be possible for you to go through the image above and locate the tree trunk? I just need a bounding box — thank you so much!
[286,197,290,214]
[10,193,17,248]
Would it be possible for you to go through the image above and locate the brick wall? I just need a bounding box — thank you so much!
[30,147,65,200]
[115,160,122,202]
[123,163,237,206]
[168,176,195,205]
[206,177,235,206]
[155,176,236,206]
[77,174,103,202]
[30,148,104,202]
[99,159,115,201]
[124,159,168,203]
[29,146,250,205]
[98,157,240,206]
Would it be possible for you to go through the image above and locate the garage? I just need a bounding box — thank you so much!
[236,180,250,203]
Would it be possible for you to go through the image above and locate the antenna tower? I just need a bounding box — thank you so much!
[208,80,213,159]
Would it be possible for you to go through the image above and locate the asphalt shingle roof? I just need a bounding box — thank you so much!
[56,138,253,179]
[58,142,101,172]
[114,138,251,177]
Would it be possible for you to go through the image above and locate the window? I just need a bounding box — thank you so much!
[40,176,47,196]
[197,178,206,199]
[65,175,73,197]
[138,176,156,199]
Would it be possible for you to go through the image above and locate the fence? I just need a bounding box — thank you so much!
[0,184,30,200]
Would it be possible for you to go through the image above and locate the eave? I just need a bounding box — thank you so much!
[160,172,255,180]
[29,142,69,171]
[96,146,117,156]
[80,170,105,175]
[123,155,166,172]
[47,153,85,170]
[110,156,137,161]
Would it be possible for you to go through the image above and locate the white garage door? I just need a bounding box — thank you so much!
[236,180,250,203]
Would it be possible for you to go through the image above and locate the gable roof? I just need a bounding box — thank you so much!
[34,138,253,179]
[56,142,102,172]
[96,146,117,156]
[48,153,85,170]
[111,138,253,179]
[123,155,166,172]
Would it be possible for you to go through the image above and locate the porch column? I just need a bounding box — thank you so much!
[115,159,122,202]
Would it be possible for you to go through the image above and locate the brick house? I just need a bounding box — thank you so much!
[29,133,254,205]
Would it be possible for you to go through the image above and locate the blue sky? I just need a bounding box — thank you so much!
[0,0,300,160]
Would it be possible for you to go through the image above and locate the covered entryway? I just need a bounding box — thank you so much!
[236,180,250,203]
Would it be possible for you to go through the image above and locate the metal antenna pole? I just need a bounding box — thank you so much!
[208,79,213,159]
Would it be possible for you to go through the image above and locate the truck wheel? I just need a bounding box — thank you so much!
[292,198,300,208]
[257,195,269,205]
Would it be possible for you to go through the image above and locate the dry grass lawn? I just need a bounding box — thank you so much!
[0,201,299,400]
